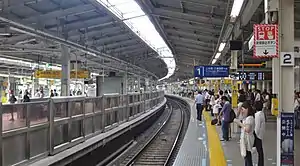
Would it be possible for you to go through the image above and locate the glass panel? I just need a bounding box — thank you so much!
[105,97,111,109]
[105,113,111,126]
[30,128,49,157]
[84,118,93,135]
[71,101,83,116]
[94,114,103,132]
[2,104,26,131]
[3,134,26,166]
[95,98,102,112]
[29,102,49,125]
[53,102,68,119]
[85,99,94,114]
[54,124,69,147]
[71,120,83,140]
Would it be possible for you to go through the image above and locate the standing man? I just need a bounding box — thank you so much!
[194,90,204,121]
[219,96,232,141]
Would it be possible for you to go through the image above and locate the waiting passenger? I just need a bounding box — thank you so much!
[254,102,266,166]
[234,102,255,166]
[213,94,221,124]
[194,91,204,121]
[23,90,30,102]
[219,96,231,141]
[8,90,17,121]
[54,89,58,96]
[50,90,55,97]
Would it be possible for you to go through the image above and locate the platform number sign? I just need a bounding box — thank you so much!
[280,52,294,66]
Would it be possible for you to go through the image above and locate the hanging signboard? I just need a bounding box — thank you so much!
[35,70,89,79]
[253,24,279,58]
[281,112,294,165]
[194,66,229,78]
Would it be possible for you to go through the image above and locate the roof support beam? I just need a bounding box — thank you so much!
[98,40,139,50]
[181,0,227,8]
[175,46,213,55]
[161,20,220,34]
[23,4,96,23]
[172,42,214,52]
[152,8,223,25]
[87,33,132,46]
[110,44,146,53]
[168,36,212,47]
[232,0,263,39]
[166,28,218,42]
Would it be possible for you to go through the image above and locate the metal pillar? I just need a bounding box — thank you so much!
[61,45,70,96]
[123,70,128,95]
[277,0,295,165]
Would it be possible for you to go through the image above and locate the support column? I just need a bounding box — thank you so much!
[256,81,263,90]
[122,71,128,95]
[137,76,141,92]
[277,0,295,165]
[61,45,70,96]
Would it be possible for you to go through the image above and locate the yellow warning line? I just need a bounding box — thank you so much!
[203,111,227,166]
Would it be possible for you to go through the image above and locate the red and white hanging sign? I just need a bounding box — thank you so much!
[253,24,279,58]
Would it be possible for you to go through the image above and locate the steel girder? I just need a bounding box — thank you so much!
[99,40,140,51]
[168,36,213,47]
[166,28,218,42]
[152,8,223,25]
[180,0,227,8]
[171,42,214,52]
[175,46,213,56]
[86,33,133,46]
[160,19,221,34]
[110,44,147,53]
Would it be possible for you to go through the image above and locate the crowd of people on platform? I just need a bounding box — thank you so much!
[193,88,279,166]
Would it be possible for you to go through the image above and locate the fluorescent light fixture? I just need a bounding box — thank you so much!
[212,59,217,64]
[248,34,254,50]
[230,0,244,18]
[215,53,221,59]
[218,43,226,52]
[0,33,11,36]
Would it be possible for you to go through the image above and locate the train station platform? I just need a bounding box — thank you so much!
[169,95,226,166]
[171,95,300,166]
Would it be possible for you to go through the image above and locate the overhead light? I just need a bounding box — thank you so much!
[230,0,244,18]
[212,59,217,64]
[248,35,254,50]
[215,53,221,59]
[218,43,226,52]
[0,33,11,36]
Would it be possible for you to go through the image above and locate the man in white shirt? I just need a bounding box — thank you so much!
[254,109,266,166]
[194,91,204,121]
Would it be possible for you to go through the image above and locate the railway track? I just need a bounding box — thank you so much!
[108,99,187,166]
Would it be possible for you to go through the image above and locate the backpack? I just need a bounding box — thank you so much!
[229,109,236,123]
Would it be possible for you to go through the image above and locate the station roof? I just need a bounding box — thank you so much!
[0,0,168,79]
[136,0,232,80]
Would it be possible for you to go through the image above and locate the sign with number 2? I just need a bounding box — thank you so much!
[280,52,294,67]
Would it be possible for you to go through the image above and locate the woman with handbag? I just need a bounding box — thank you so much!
[234,102,255,166]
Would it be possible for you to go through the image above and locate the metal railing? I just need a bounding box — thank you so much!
[0,91,165,166]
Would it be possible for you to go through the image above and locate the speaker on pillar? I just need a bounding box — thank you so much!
[230,40,243,50]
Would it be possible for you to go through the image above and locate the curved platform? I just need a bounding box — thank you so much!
[170,95,300,166]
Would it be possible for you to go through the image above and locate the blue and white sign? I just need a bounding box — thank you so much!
[281,112,294,166]
[194,66,229,78]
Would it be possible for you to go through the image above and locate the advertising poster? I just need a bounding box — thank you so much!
[281,112,294,166]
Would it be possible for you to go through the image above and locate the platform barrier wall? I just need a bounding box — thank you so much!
[0,91,164,166]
